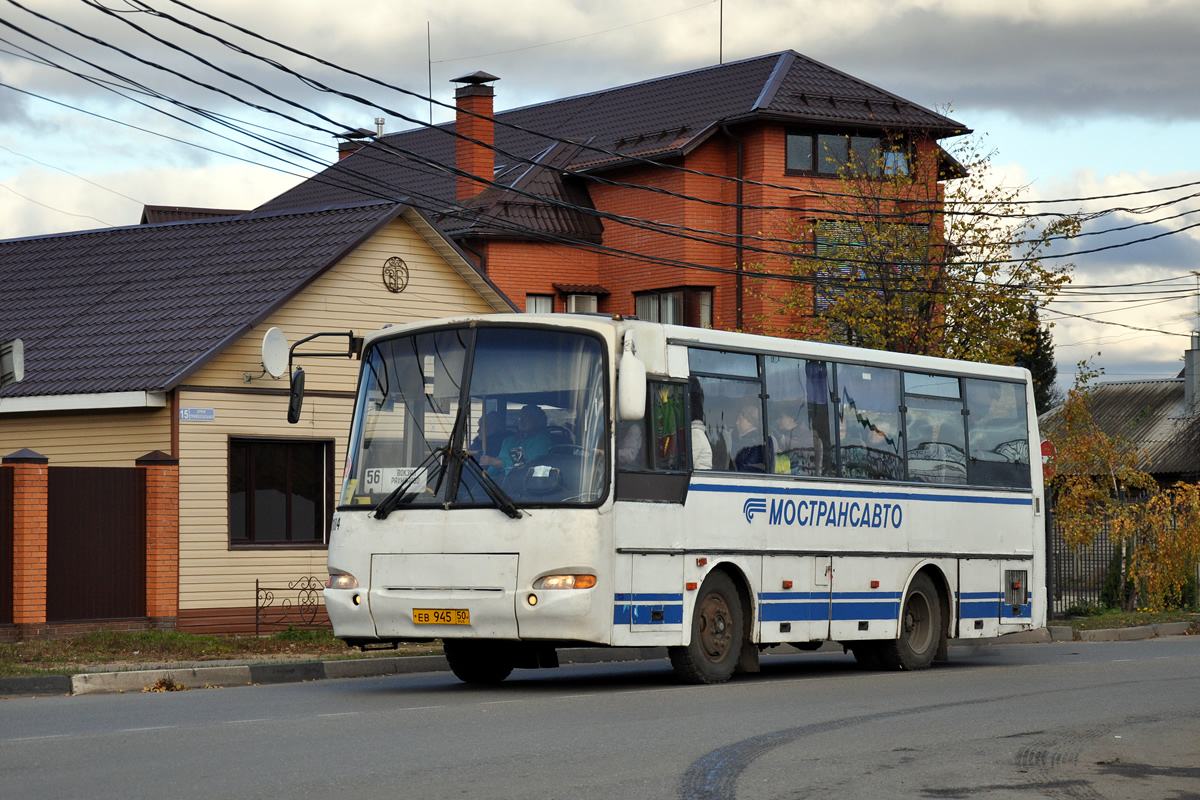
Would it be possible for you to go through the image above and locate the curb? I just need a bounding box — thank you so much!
[1,628,1193,698]
[1077,621,1193,642]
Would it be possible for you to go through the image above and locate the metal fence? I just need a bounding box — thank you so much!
[1048,512,1116,616]
[255,576,325,636]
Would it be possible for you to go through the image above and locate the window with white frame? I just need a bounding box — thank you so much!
[567,294,598,313]
[636,288,713,328]
[526,294,553,313]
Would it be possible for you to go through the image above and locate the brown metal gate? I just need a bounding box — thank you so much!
[1,466,12,625]
[47,467,145,622]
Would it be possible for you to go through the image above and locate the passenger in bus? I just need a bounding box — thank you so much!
[480,404,553,477]
[806,364,834,475]
[469,411,509,461]
[689,380,712,470]
[731,400,770,473]
[771,410,806,474]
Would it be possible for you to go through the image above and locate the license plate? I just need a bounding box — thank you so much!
[412,608,470,625]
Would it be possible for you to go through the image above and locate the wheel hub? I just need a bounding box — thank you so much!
[698,592,734,660]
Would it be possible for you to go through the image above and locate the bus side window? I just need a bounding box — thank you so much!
[650,382,688,471]
[617,381,689,473]
[617,419,648,470]
[964,379,1031,488]
[836,365,903,481]
[903,372,967,485]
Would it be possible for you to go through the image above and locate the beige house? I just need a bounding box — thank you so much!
[0,201,514,637]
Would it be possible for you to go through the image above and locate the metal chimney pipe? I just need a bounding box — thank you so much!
[1186,332,1200,413]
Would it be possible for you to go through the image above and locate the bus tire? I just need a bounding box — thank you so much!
[878,573,941,671]
[443,639,515,685]
[669,571,744,684]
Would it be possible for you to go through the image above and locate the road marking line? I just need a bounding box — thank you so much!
[120,726,177,733]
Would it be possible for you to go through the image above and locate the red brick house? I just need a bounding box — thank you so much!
[260,50,967,333]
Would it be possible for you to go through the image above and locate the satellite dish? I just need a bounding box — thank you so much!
[261,327,289,379]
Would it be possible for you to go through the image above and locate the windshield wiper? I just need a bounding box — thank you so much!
[458,452,524,519]
[373,446,446,520]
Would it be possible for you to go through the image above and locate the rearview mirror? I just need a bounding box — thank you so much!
[618,333,646,422]
[287,367,306,424]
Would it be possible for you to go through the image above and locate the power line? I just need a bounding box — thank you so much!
[0,180,115,226]
[0,141,145,205]
[5,0,1200,315]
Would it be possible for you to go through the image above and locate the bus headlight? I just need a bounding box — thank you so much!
[534,574,596,590]
[326,572,359,590]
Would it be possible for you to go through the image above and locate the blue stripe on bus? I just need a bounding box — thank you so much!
[831,601,901,620]
[690,482,1033,506]
[613,593,684,626]
[1004,603,1032,618]
[958,591,1032,619]
[963,603,1031,618]
[960,601,1000,617]
[616,591,1029,627]
[759,591,830,601]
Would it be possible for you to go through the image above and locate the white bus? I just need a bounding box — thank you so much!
[316,313,1045,684]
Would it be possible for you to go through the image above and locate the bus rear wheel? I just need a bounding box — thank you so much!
[878,573,941,671]
[669,571,744,684]
[443,639,515,685]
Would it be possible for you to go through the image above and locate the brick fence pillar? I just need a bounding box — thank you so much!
[137,450,179,630]
[4,448,48,635]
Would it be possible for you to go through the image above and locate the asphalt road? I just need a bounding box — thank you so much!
[2,638,1197,800]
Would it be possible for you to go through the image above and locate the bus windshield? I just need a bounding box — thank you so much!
[340,325,608,510]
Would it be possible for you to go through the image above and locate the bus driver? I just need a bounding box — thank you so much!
[480,404,553,478]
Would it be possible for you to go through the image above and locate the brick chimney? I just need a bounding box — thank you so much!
[451,71,498,202]
[335,127,373,161]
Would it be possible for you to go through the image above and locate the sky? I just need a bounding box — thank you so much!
[2,0,1199,395]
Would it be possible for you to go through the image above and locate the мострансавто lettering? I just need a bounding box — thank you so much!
[768,498,902,529]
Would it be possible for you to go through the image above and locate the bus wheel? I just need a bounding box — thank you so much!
[879,573,941,671]
[669,571,744,684]
[443,639,515,685]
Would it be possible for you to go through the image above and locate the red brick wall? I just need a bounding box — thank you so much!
[9,457,47,628]
[138,453,179,623]
[470,121,946,337]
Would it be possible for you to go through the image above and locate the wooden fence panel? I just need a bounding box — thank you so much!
[46,467,145,622]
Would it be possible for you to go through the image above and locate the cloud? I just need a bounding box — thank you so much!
[0,162,299,237]
[791,1,1200,122]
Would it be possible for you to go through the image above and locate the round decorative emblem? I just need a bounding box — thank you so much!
[382,256,410,293]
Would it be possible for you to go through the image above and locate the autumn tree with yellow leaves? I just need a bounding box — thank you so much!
[1046,361,1200,611]
[753,131,1078,367]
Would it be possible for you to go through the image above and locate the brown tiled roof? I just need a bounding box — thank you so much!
[140,205,250,224]
[552,283,609,295]
[1039,379,1200,479]
[0,203,511,400]
[258,51,966,236]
